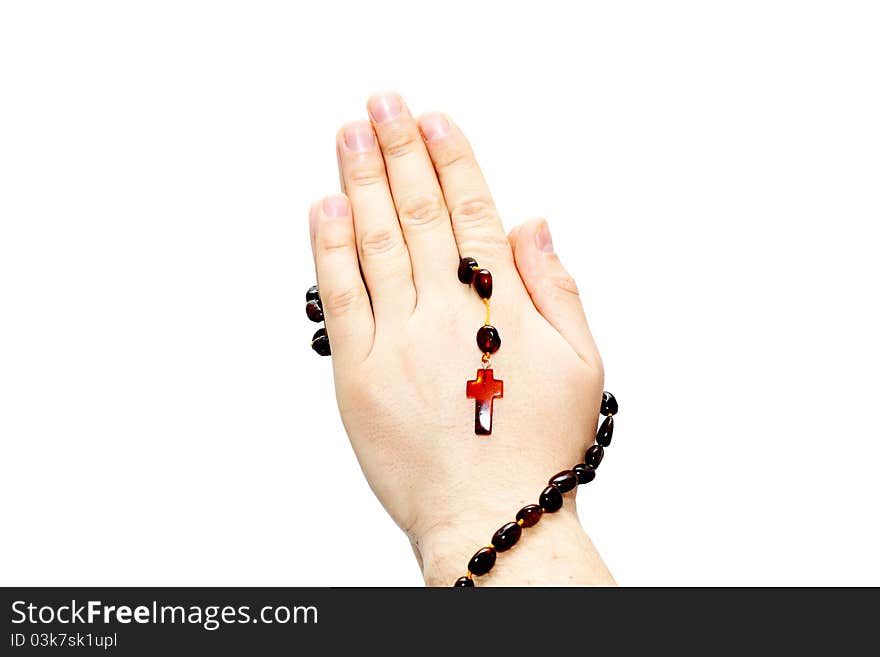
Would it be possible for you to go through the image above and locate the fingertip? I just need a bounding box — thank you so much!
[417,112,452,143]
[535,218,554,254]
[510,219,542,292]
[512,218,549,262]
[367,90,406,124]
[366,89,403,105]
[338,121,376,154]
[513,217,570,295]
[321,193,350,218]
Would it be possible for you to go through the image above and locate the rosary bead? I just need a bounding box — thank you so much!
[476,325,501,354]
[549,470,579,493]
[311,328,331,356]
[305,299,324,323]
[596,415,614,447]
[468,547,497,576]
[573,463,596,485]
[458,257,479,284]
[306,285,321,303]
[601,391,618,416]
[454,576,475,587]
[539,485,564,513]
[516,504,543,528]
[492,522,522,552]
[473,268,493,299]
[585,444,604,468]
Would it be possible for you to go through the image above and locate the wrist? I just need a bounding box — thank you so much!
[414,498,615,587]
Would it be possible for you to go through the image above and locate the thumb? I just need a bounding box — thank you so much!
[511,218,600,367]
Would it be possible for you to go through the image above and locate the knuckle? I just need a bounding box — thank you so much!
[346,165,387,188]
[360,228,400,256]
[451,196,498,229]
[319,234,354,254]
[397,193,447,228]
[435,144,473,170]
[381,128,421,159]
[549,274,580,297]
[323,287,363,315]
[451,196,509,255]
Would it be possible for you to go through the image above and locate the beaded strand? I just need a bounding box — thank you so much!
[453,391,619,586]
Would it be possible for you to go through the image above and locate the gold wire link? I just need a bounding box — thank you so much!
[483,297,491,325]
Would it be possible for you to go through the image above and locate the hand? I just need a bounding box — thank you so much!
[308,92,613,586]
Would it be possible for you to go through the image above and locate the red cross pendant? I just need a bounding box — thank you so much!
[466,368,503,435]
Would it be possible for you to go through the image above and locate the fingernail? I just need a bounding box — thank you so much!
[322,195,349,217]
[368,92,402,124]
[343,121,375,152]
[419,113,451,142]
[536,220,554,253]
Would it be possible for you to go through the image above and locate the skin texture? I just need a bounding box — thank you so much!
[309,92,614,586]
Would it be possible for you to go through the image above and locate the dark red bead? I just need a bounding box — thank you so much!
[306,285,320,303]
[468,547,497,576]
[476,325,501,353]
[549,470,578,493]
[585,444,604,468]
[305,299,324,322]
[473,268,493,299]
[516,504,543,528]
[596,415,614,447]
[458,257,479,284]
[539,485,564,513]
[573,463,596,485]
[311,328,331,356]
[491,522,522,552]
[454,576,475,587]
[601,391,618,416]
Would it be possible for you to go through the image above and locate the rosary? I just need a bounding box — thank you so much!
[307,257,619,585]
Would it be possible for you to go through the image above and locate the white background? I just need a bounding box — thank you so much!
[1,1,878,586]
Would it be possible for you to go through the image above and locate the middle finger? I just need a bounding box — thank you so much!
[367,91,459,299]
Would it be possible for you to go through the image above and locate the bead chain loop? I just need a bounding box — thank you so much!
[453,391,619,587]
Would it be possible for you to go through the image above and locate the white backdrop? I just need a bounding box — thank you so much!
[1,1,878,586]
